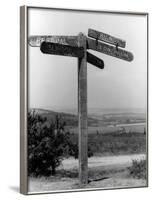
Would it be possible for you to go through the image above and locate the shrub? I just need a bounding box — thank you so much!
[28,110,93,176]
[128,159,147,179]
[68,143,93,159]
[28,111,71,176]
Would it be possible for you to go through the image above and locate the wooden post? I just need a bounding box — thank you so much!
[78,33,88,185]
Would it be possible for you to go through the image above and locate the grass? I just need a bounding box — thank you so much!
[128,159,147,179]
[69,132,146,156]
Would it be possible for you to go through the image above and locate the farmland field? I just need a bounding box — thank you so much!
[69,123,146,135]
[68,131,146,156]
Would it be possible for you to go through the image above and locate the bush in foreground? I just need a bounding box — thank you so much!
[28,110,93,177]
[128,159,147,179]
[28,111,73,176]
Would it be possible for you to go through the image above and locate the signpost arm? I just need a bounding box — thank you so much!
[78,33,88,185]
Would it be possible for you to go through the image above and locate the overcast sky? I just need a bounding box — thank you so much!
[28,8,147,111]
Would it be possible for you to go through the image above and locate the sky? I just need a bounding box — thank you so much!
[28,8,147,111]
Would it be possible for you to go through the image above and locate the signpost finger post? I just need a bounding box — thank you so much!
[78,33,88,185]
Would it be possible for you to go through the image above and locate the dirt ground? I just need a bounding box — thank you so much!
[61,154,146,169]
[28,154,147,193]
[28,172,146,193]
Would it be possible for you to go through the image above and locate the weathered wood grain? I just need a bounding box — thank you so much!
[40,42,84,58]
[88,28,126,48]
[87,51,104,69]
[28,35,79,47]
[78,33,88,185]
[87,38,133,62]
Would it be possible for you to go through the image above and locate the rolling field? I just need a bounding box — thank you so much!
[69,123,146,135]
[68,131,146,156]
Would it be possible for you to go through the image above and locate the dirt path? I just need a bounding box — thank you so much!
[61,154,146,170]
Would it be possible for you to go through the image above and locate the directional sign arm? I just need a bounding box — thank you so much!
[40,42,84,58]
[87,38,133,62]
[88,28,126,48]
[28,35,79,47]
[87,52,104,69]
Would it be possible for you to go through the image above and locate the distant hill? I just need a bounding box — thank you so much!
[29,108,146,127]
[30,108,100,127]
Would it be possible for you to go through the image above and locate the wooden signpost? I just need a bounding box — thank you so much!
[87,52,104,69]
[40,42,104,69]
[28,29,134,186]
[87,37,133,62]
[88,28,126,48]
[77,33,88,185]
[40,42,84,58]
[29,35,79,47]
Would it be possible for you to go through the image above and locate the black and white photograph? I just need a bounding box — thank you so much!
[21,6,148,194]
